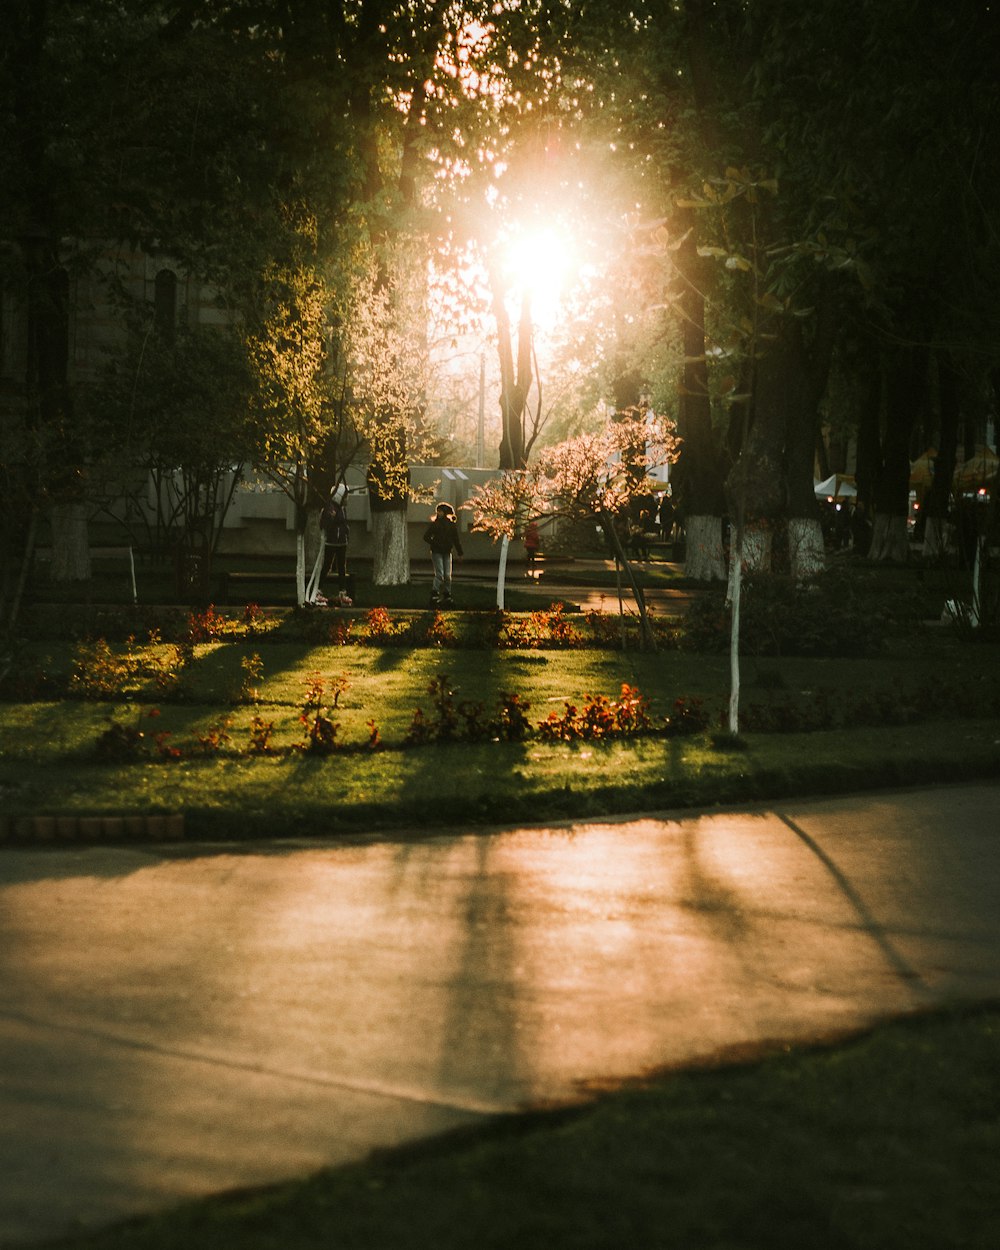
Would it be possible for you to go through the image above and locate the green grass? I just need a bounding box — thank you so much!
[4,718,998,840]
[43,1005,1000,1250]
[3,631,1000,838]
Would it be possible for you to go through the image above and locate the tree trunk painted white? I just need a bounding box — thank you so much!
[728,533,743,735]
[496,535,510,609]
[922,516,949,561]
[787,516,826,580]
[305,538,326,605]
[372,509,410,585]
[683,514,726,582]
[727,523,772,603]
[971,537,983,628]
[49,501,91,582]
[295,530,307,606]
[869,513,909,563]
[305,509,322,569]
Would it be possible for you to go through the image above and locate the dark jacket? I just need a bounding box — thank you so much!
[321,499,350,546]
[423,515,463,556]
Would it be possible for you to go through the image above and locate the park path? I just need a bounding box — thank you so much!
[423,554,701,615]
[1,782,999,1245]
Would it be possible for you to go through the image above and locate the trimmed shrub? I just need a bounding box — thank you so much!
[682,572,890,657]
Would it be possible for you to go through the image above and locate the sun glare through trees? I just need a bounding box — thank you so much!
[500,226,576,332]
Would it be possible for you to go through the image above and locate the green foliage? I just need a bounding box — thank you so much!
[187,607,229,643]
[404,674,533,746]
[245,238,330,447]
[69,638,129,699]
[493,692,533,743]
[362,606,411,643]
[297,672,349,754]
[424,612,458,647]
[405,673,482,745]
[247,714,276,755]
[236,653,265,704]
[93,711,149,763]
[682,574,891,658]
[87,313,256,581]
[498,604,584,649]
[97,322,254,472]
[740,676,1000,735]
[194,716,234,757]
[536,684,655,742]
[69,635,189,700]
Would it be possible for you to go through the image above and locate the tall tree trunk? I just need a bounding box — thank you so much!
[674,224,727,582]
[673,0,731,583]
[725,317,794,573]
[24,244,90,583]
[785,296,837,579]
[870,343,926,563]
[371,510,409,585]
[493,277,531,470]
[368,452,410,586]
[48,501,91,582]
[922,348,960,560]
[815,430,831,481]
[295,528,308,606]
[684,515,725,582]
[854,354,881,514]
[346,8,433,585]
[15,3,90,585]
[293,463,308,606]
[727,520,773,601]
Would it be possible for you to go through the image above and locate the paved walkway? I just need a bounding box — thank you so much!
[2,783,999,1245]
[445,555,700,614]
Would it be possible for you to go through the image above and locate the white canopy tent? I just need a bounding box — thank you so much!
[814,473,857,499]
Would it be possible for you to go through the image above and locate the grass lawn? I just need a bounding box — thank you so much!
[3,625,1000,837]
[44,1004,1000,1250]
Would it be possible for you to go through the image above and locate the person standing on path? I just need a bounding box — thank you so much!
[423,502,463,606]
[321,485,351,606]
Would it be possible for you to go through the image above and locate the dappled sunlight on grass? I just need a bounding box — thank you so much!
[2,627,1000,837]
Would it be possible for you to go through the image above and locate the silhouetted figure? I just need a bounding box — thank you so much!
[424,502,464,606]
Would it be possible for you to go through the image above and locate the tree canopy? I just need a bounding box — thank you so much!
[2,0,997,599]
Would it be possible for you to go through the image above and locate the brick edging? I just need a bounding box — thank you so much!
[0,813,185,844]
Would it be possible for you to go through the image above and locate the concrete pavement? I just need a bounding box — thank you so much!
[435,554,699,615]
[2,782,999,1245]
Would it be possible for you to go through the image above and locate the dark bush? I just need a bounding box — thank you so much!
[682,572,890,657]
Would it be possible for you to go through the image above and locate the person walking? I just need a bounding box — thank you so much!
[321,485,351,606]
[423,502,463,606]
[656,493,675,543]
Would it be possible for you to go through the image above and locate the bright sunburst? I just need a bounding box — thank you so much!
[501,227,574,330]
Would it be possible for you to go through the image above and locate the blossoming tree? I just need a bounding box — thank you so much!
[466,413,681,649]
